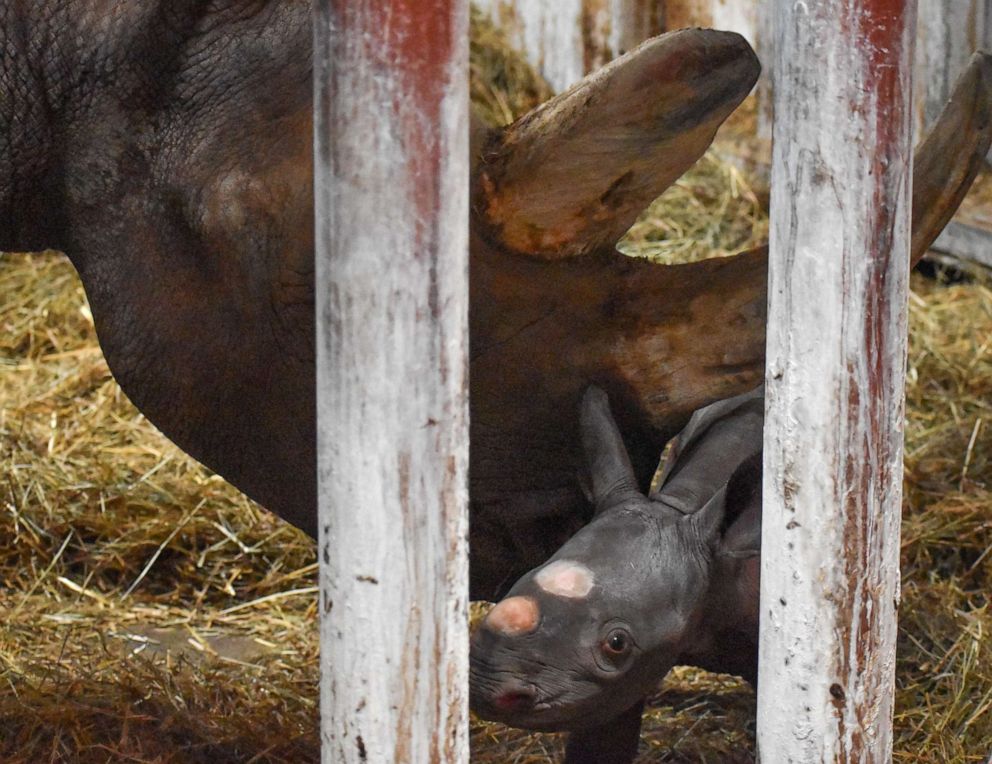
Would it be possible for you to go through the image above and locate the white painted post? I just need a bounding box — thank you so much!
[493,1,992,149]
[663,1,771,140]
[611,0,664,59]
[987,0,992,50]
[914,0,988,138]
[666,1,992,147]
[662,1,758,45]
[473,0,663,91]
[759,0,916,761]
[705,0,757,42]
[314,0,469,762]
[754,2,774,142]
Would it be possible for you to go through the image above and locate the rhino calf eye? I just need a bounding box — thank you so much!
[602,629,630,656]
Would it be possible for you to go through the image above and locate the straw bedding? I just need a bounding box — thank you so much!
[1,9,990,762]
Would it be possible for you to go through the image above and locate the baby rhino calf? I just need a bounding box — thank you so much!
[470,385,764,764]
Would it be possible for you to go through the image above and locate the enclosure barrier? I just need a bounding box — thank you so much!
[477,0,991,146]
[471,0,764,93]
[314,1,470,762]
[314,0,920,760]
[758,0,916,761]
[914,1,992,137]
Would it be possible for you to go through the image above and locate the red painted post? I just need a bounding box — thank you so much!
[314,1,469,762]
[759,0,916,761]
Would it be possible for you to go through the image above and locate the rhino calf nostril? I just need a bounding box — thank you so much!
[484,595,540,636]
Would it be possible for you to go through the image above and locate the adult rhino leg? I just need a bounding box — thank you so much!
[562,699,645,764]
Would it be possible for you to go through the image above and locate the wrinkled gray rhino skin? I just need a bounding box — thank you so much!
[471,386,763,763]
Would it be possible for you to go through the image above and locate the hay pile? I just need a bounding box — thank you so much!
[896,279,992,762]
[470,6,553,127]
[1,255,320,761]
[2,11,991,764]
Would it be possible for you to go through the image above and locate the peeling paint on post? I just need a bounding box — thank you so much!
[473,0,663,91]
[314,1,469,762]
[663,1,992,146]
[755,2,774,141]
[758,0,916,761]
[914,1,989,137]
[663,0,771,140]
[473,1,776,116]
[663,0,757,40]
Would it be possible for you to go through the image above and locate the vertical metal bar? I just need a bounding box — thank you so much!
[314,1,469,761]
[758,0,916,761]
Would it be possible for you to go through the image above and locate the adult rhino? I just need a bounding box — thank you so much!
[2,1,990,600]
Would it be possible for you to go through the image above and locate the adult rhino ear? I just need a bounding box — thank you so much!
[474,29,760,259]
[719,451,762,556]
[691,450,762,556]
[580,386,641,514]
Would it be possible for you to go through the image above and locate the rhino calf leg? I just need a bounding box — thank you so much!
[562,699,645,764]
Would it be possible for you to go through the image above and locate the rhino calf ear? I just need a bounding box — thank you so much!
[580,386,640,513]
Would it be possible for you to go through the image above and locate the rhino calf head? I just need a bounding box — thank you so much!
[469,385,764,733]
